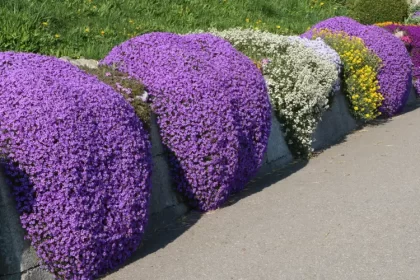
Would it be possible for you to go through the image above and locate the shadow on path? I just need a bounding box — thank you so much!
[103,159,308,279]
[223,160,308,208]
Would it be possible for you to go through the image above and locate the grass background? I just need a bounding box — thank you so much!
[0,0,349,59]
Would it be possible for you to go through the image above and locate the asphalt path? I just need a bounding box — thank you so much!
[105,104,420,280]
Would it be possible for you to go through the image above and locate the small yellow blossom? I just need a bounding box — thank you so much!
[100,30,105,35]
[85,27,90,33]
[54,34,60,38]
[42,22,48,26]
[320,2,324,6]
[276,25,281,29]
[246,18,249,23]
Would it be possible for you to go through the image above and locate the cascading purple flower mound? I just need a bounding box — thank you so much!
[303,16,412,116]
[379,23,420,95]
[0,52,152,279]
[102,32,271,211]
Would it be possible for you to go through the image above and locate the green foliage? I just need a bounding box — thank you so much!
[405,4,420,24]
[82,66,152,131]
[0,0,348,59]
[349,0,409,24]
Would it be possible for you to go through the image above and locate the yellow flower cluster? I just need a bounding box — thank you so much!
[375,21,398,27]
[244,18,290,34]
[310,0,325,8]
[375,22,418,27]
[313,30,384,120]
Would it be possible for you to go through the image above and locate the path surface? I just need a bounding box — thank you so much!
[104,104,420,280]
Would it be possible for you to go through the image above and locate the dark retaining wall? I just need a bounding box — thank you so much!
[312,88,359,151]
[0,171,53,280]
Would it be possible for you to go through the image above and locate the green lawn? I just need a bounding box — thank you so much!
[0,0,349,59]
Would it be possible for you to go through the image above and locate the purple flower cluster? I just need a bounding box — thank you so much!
[102,32,271,211]
[0,52,152,279]
[303,17,412,116]
[380,23,420,95]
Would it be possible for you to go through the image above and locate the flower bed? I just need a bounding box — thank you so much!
[376,23,420,95]
[0,52,151,279]
[102,32,271,211]
[311,30,384,120]
[303,16,412,117]
[211,28,340,157]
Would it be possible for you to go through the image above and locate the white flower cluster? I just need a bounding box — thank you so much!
[288,36,342,92]
[288,36,342,71]
[210,28,341,156]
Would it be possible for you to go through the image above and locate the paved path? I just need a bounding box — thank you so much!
[104,105,420,280]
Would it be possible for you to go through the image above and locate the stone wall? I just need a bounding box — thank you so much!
[147,114,189,233]
[0,170,52,280]
[312,89,359,151]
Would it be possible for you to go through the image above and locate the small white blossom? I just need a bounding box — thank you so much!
[138,90,149,103]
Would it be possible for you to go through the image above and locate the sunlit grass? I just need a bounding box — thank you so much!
[0,0,349,59]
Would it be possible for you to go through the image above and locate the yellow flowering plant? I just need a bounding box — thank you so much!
[313,29,384,120]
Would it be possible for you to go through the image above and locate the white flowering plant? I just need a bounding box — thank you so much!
[210,28,341,157]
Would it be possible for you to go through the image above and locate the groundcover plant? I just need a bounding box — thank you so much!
[377,23,420,95]
[303,16,413,116]
[0,52,152,279]
[102,32,271,211]
[311,29,384,120]
[211,28,340,157]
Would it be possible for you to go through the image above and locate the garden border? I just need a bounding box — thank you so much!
[0,80,417,280]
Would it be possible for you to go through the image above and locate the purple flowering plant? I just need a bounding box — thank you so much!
[379,23,420,95]
[303,17,412,116]
[0,52,152,279]
[102,32,271,211]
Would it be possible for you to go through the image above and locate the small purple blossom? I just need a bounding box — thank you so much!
[102,32,271,211]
